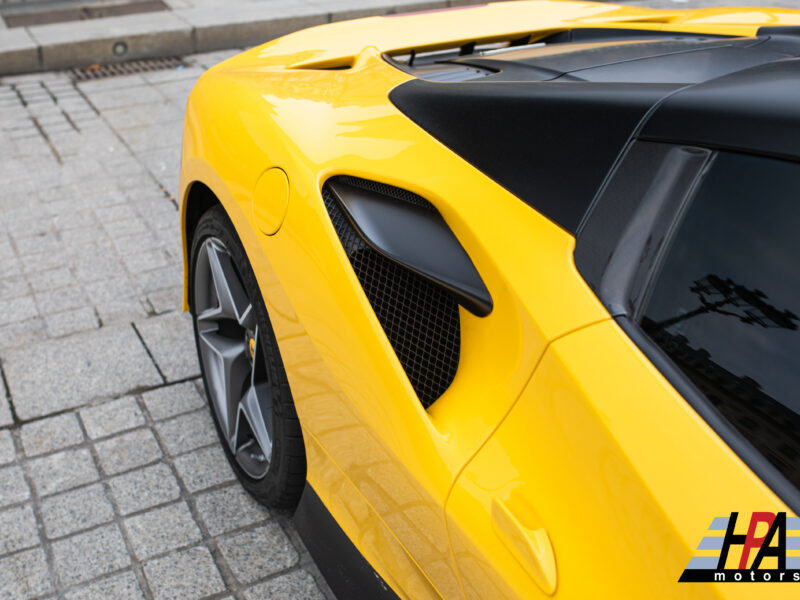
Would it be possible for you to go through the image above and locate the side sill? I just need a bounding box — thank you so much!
[294,483,402,600]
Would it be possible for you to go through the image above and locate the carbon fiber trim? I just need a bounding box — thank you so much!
[322,177,460,408]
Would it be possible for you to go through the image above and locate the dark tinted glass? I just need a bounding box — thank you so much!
[641,152,800,488]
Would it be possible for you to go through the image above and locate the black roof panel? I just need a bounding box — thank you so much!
[389,80,677,233]
[453,35,800,84]
[641,57,800,161]
[389,28,800,233]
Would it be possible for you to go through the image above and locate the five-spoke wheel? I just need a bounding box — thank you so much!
[194,237,273,479]
[189,205,305,507]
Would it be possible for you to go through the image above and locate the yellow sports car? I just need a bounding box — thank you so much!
[179,2,800,597]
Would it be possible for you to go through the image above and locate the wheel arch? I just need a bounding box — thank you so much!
[184,182,219,253]
[182,179,221,311]
[179,154,250,311]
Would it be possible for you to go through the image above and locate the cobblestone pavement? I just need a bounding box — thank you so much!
[0,51,334,600]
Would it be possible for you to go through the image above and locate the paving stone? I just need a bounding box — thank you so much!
[80,396,145,440]
[86,85,164,111]
[135,264,181,293]
[244,569,325,600]
[28,447,99,497]
[14,232,62,257]
[59,226,102,247]
[20,412,83,456]
[26,267,76,293]
[125,501,202,560]
[0,548,53,600]
[0,504,39,554]
[0,236,13,258]
[77,74,147,94]
[0,249,22,276]
[118,121,184,153]
[4,213,48,237]
[96,297,150,323]
[51,210,97,233]
[52,524,130,587]
[0,464,30,507]
[144,205,179,234]
[113,230,163,256]
[85,278,139,304]
[0,430,14,465]
[142,65,205,84]
[73,251,127,283]
[125,247,170,273]
[34,284,87,315]
[40,483,115,539]
[21,249,63,273]
[218,523,299,584]
[108,462,181,515]
[0,275,29,302]
[67,237,115,260]
[63,571,145,600]
[0,387,11,427]
[45,306,100,337]
[142,381,205,421]
[99,156,149,179]
[0,317,45,353]
[102,203,139,222]
[195,484,269,536]
[141,146,180,195]
[172,444,234,493]
[96,427,162,475]
[135,312,198,381]
[104,217,150,239]
[144,546,225,600]
[153,79,196,107]
[147,287,183,314]
[103,101,184,131]
[3,325,162,419]
[155,409,216,456]
[0,295,38,326]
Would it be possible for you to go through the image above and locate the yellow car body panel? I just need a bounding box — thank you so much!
[447,319,794,599]
[179,2,800,598]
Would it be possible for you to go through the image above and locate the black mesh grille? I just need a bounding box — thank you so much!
[322,177,460,408]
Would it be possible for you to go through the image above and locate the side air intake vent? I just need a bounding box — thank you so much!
[322,176,461,408]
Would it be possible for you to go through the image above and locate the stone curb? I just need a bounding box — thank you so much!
[0,0,484,76]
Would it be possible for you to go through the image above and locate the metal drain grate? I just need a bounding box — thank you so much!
[69,56,187,81]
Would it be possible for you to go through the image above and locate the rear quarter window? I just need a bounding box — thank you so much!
[640,152,800,488]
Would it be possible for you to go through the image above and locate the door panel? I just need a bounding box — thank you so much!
[447,319,792,599]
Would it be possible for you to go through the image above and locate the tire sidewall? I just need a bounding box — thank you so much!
[188,205,305,508]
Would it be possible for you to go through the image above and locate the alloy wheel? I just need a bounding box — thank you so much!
[193,236,273,479]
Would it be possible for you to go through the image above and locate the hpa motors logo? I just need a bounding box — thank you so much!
[680,512,800,582]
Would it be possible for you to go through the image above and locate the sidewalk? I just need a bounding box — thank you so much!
[0,0,485,75]
[0,46,338,599]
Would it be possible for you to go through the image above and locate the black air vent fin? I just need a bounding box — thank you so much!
[322,178,460,408]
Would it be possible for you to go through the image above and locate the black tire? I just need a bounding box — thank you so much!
[189,205,306,509]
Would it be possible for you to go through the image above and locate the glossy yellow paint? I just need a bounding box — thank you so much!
[447,320,794,599]
[252,167,289,235]
[179,2,800,598]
